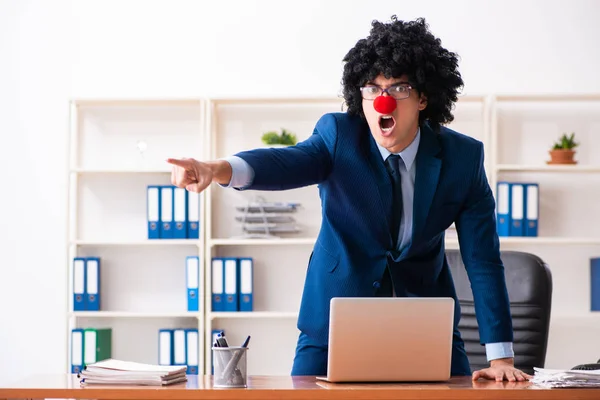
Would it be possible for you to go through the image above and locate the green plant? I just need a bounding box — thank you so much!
[261,131,281,145]
[279,128,297,145]
[261,128,297,146]
[552,132,578,150]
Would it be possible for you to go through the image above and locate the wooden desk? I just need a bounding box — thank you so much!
[0,374,598,400]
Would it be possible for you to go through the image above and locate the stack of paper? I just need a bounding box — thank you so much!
[78,359,187,386]
[531,367,600,388]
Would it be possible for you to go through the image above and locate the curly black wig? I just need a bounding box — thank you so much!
[341,16,463,133]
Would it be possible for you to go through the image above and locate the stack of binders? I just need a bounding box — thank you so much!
[71,328,112,373]
[147,185,200,239]
[211,257,253,312]
[496,181,539,237]
[158,328,199,375]
[73,257,101,311]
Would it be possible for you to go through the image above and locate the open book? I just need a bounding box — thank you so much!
[78,359,187,386]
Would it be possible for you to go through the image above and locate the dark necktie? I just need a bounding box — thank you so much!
[384,154,403,248]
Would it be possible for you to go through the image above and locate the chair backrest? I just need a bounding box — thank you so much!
[446,250,553,374]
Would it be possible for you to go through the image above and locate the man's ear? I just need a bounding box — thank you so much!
[418,93,428,111]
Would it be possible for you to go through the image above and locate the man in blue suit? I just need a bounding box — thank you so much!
[168,16,531,382]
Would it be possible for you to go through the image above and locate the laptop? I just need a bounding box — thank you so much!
[316,297,455,383]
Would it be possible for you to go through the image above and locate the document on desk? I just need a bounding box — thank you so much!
[78,359,187,386]
[531,367,600,388]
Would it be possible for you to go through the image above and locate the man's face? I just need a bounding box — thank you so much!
[361,74,427,153]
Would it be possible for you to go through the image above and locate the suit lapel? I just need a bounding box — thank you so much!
[363,128,394,245]
[362,121,443,252]
[409,123,442,253]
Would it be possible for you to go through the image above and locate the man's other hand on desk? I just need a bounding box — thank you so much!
[471,379,532,389]
[472,358,533,382]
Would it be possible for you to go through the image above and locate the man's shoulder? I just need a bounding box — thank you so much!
[316,112,365,129]
[437,125,482,146]
[320,111,360,120]
[436,124,484,154]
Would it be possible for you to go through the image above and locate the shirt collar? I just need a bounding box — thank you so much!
[376,127,420,171]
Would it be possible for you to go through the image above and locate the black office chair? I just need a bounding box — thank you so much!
[446,250,552,375]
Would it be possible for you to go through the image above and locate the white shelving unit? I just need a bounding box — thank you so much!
[66,99,208,370]
[64,93,600,376]
[490,94,600,369]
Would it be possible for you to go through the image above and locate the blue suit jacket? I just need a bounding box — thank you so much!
[235,112,514,374]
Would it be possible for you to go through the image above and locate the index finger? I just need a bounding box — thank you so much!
[166,158,191,168]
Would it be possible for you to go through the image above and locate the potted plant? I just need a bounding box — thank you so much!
[548,132,578,165]
[261,128,297,147]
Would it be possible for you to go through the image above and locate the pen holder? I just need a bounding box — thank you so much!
[212,346,248,388]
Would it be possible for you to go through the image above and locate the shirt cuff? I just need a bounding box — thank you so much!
[485,342,514,361]
[218,156,254,190]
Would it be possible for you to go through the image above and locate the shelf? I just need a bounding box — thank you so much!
[551,313,600,321]
[72,239,201,246]
[495,94,600,102]
[446,237,600,245]
[72,98,202,107]
[496,164,600,173]
[211,237,600,247]
[209,238,316,246]
[71,168,171,174]
[210,95,487,106]
[70,311,200,318]
[210,97,343,105]
[209,311,299,320]
[501,237,600,245]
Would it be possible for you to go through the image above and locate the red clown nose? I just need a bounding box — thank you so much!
[373,95,397,114]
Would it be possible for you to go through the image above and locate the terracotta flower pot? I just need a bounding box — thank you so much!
[547,149,577,165]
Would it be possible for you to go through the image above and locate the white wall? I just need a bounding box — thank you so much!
[1,0,600,384]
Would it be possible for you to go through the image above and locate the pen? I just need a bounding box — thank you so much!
[241,335,251,348]
[216,334,229,348]
[214,334,230,373]
[221,341,250,383]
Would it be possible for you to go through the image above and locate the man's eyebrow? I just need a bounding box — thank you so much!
[364,80,410,86]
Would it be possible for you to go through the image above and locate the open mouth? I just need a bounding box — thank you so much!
[379,115,396,133]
